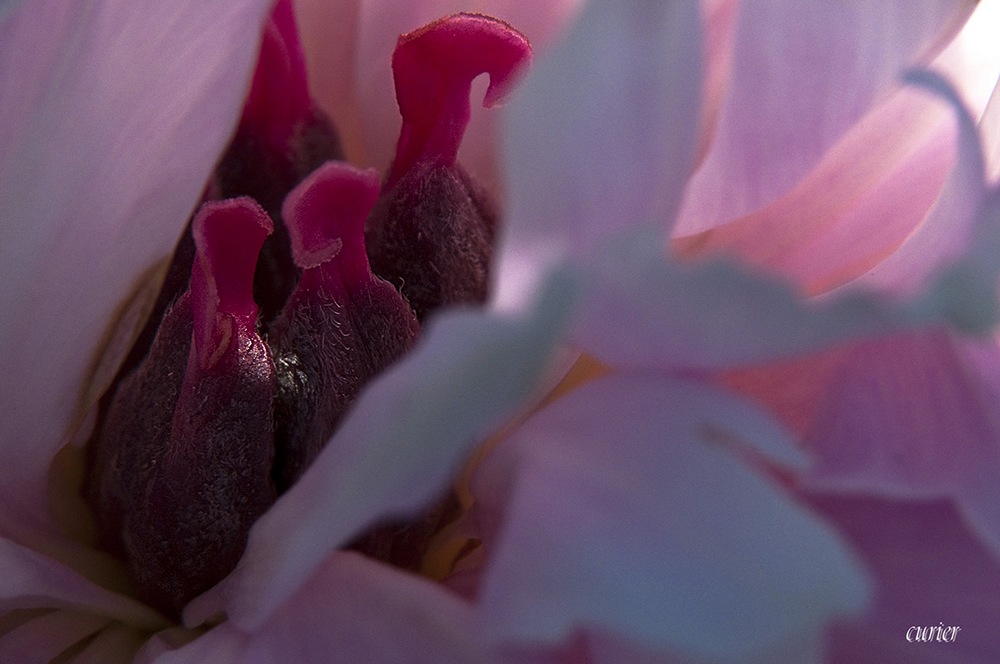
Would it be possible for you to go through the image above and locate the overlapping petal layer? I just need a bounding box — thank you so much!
[471,374,864,662]
[0,0,274,541]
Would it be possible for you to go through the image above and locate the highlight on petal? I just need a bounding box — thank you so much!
[0,0,274,534]
[185,273,579,629]
[495,0,702,311]
[857,71,986,295]
[674,1,1000,296]
[808,496,1000,663]
[473,374,867,661]
[676,0,977,235]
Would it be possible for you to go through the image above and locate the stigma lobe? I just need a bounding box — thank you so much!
[269,163,419,491]
[386,13,531,187]
[215,0,343,322]
[88,199,277,617]
[367,14,531,321]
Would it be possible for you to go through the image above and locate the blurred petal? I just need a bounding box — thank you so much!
[569,77,1000,372]
[801,331,1000,558]
[186,275,578,629]
[676,1,1000,294]
[161,554,486,663]
[142,625,246,664]
[0,610,109,664]
[495,0,702,311]
[70,624,147,664]
[568,230,906,369]
[675,86,956,293]
[0,537,165,629]
[0,0,274,529]
[244,553,486,663]
[809,496,1000,663]
[858,71,987,298]
[474,374,866,662]
[676,0,976,234]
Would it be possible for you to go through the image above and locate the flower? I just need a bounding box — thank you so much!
[2,1,1000,664]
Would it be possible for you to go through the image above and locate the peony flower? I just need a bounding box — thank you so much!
[2,1,999,664]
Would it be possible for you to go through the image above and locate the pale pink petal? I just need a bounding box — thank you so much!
[494,0,702,311]
[674,87,956,294]
[676,0,976,234]
[801,331,1000,557]
[0,610,109,664]
[0,537,166,629]
[568,230,907,369]
[857,71,988,299]
[0,0,274,532]
[809,496,1000,663]
[474,374,866,662]
[185,278,577,629]
[244,553,487,663]
[675,2,1000,294]
[160,553,487,663]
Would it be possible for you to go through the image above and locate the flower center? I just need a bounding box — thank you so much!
[82,9,530,618]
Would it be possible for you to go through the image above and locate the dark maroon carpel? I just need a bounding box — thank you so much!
[87,199,278,617]
[366,13,531,321]
[269,162,420,491]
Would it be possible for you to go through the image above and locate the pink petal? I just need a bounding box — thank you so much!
[495,0,702,311]
[157,553,484,663]
[0,0,274,533]
[185,278,577,629]
[856,71,988,300]
[809,496,1000,663]
[473,374,866,661]
[0,537,166,629]
[801,331,1000,557]
[983,79,1000,182]
[675,0,977,235]
[142,625,247,664]
[674,85,956,294]
[243,553,485,663]
[675,2,1000,295]
[567,231,905,369]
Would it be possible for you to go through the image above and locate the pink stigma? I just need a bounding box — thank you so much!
[387,13,532,188]
[190,198,273,369]
[282,162,381,290]
[240,0,313,151]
